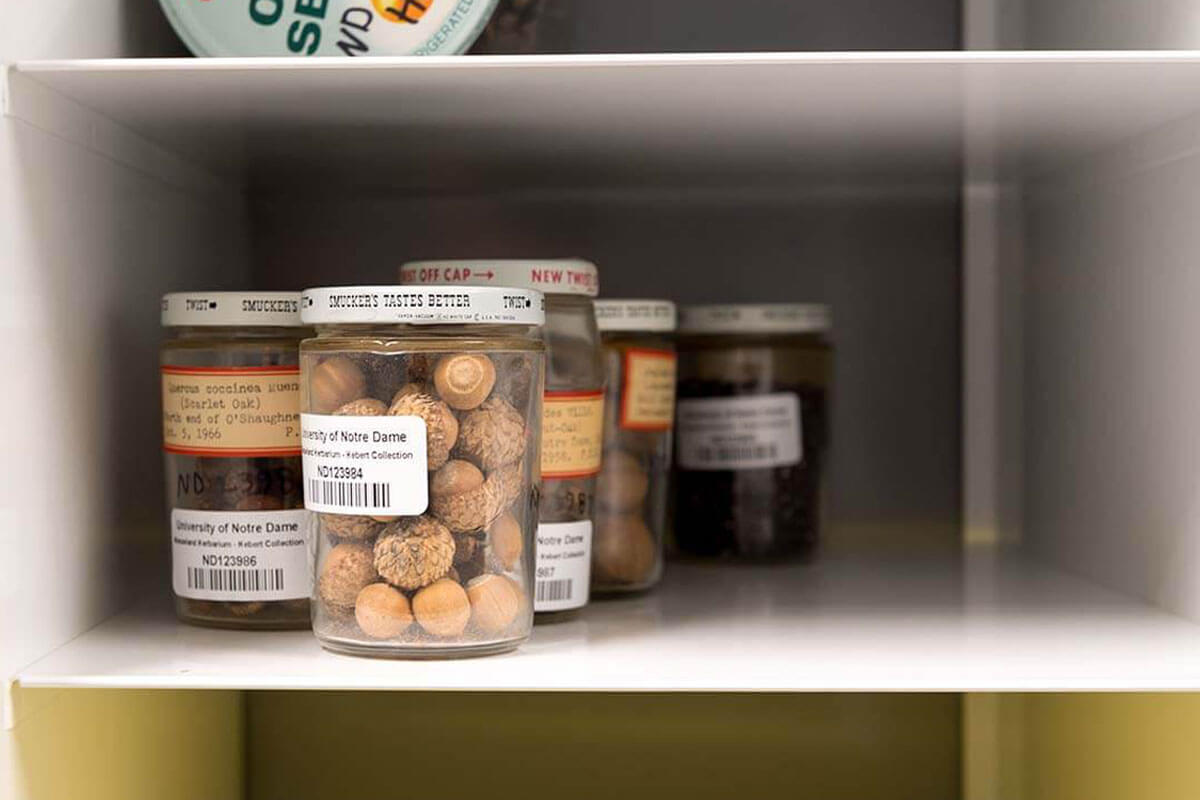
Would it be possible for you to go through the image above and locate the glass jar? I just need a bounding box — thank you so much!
[593,300,677,593]
[674,304,832,560]
[161,292,310,629]
[400,260,603,619]
[300,285,545,658]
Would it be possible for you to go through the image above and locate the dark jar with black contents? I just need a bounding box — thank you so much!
[673,304,831,560]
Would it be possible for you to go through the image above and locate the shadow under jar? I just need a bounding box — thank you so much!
[674,304,832,561]
[161,292,311,629]
[593,299,678,593]
[301,285,545,658]
[400,260,604,621]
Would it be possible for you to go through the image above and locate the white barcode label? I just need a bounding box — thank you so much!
[301,413,428,515]
[534,520,592,612]
[536,579,574,604]
[676,393,802,470]
[171,508,311,601]
[186,567,285,593]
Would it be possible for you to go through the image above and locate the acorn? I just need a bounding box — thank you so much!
[354,583,413,639]
[429,460,504,533]
[373,516,456,590]
[467,574,523,634]
[334,397,387,416]
[597,450,649,513]
[388,391,459,471]
[310,355,367,413]
[593,514,658,585]
[488,512,523,572]
[320,513,383,542]
[434,354,496,410]
[492,463,525,512]
[457,396,527,470]
[318,543,378,613]
[390,383,423,405]
[413,578,471,637]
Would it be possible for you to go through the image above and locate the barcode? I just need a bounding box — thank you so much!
[695,444,779,463]
[308,478,391,509]
[536,579,573,603]
[186,567,284,593]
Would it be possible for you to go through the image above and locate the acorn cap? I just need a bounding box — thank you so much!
[457,396,527,470]
[320,513,384,542]
[430,461,506,534]
[373,516,456,591]
[334,397,388,416]
[388,391,459,470]
[318,543,378,613]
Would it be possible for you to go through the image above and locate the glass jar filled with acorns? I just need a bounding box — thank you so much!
[300,285,545,658]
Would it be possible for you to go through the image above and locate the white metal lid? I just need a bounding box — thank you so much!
[400,259,600,298]
[678,304,831,335]
[301,286,545,326]
[594,300,677,332]
[162,292,304,327]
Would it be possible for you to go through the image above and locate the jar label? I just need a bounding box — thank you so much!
[162,366,302,457]
[300,414,429,515]
[534,520,592,612]
[676,393,803,470]
[171,508,311,601]
[541,390,605,479]
[621,349,677,431]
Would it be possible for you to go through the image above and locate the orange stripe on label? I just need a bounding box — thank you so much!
[162,366,302,456]
[542,389,605,479]
[620,348,676,432]
[164,446,302,457]
[162,366,299,375]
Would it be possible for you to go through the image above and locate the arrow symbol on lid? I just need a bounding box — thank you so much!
[482,271,495,279]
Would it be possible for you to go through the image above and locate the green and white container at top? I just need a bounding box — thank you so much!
[159,0,500,57]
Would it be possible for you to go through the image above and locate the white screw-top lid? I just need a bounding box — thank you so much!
[594,300,677,332]
[679,304,831,335]
[400,259,600,298]
[162,292,303,327]
[301,286,545,326]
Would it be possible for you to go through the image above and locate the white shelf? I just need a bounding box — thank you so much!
[10,52,1200,190]
[16,553,1200,692]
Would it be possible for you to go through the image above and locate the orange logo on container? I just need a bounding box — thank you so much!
[372,0,434,24]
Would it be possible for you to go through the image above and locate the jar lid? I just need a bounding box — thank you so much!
[161,292,303,327]
[157,0,499,57]
[400,259,600,298]
[300,286,545,326]
[678,304,831,334]
[594,300,677,332]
